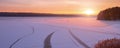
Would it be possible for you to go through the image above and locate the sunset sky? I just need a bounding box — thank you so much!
[0,0,120,15]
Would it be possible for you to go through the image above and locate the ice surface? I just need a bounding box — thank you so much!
[0,17,120,48]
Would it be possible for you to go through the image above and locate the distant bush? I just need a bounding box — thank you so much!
[95,38,120,48]
[97,7,120,20]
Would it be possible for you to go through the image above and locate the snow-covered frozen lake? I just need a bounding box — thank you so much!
[0,17,120,48]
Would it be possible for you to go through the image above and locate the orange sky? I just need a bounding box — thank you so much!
[0,0,120,15]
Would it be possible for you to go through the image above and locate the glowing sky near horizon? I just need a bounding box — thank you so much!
[0,0,120,15]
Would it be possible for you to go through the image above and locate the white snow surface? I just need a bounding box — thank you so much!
[0,17,120,48]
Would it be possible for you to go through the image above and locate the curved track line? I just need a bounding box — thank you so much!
[9,26,35,48]
[42,24,120,36]
[44,32,55,48]
[69,30,90,48]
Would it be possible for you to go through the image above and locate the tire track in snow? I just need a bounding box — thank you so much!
[41,23,120,36]
[44,32,55,48]
[9,26,35,48]
[69,30,91,48]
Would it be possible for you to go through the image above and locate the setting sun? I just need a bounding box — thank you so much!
[83,9,95,15]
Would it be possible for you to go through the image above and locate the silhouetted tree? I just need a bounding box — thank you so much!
[95,38,120,48]
[97,7,120,20]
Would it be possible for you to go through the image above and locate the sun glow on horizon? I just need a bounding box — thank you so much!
[83,9,95,15]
